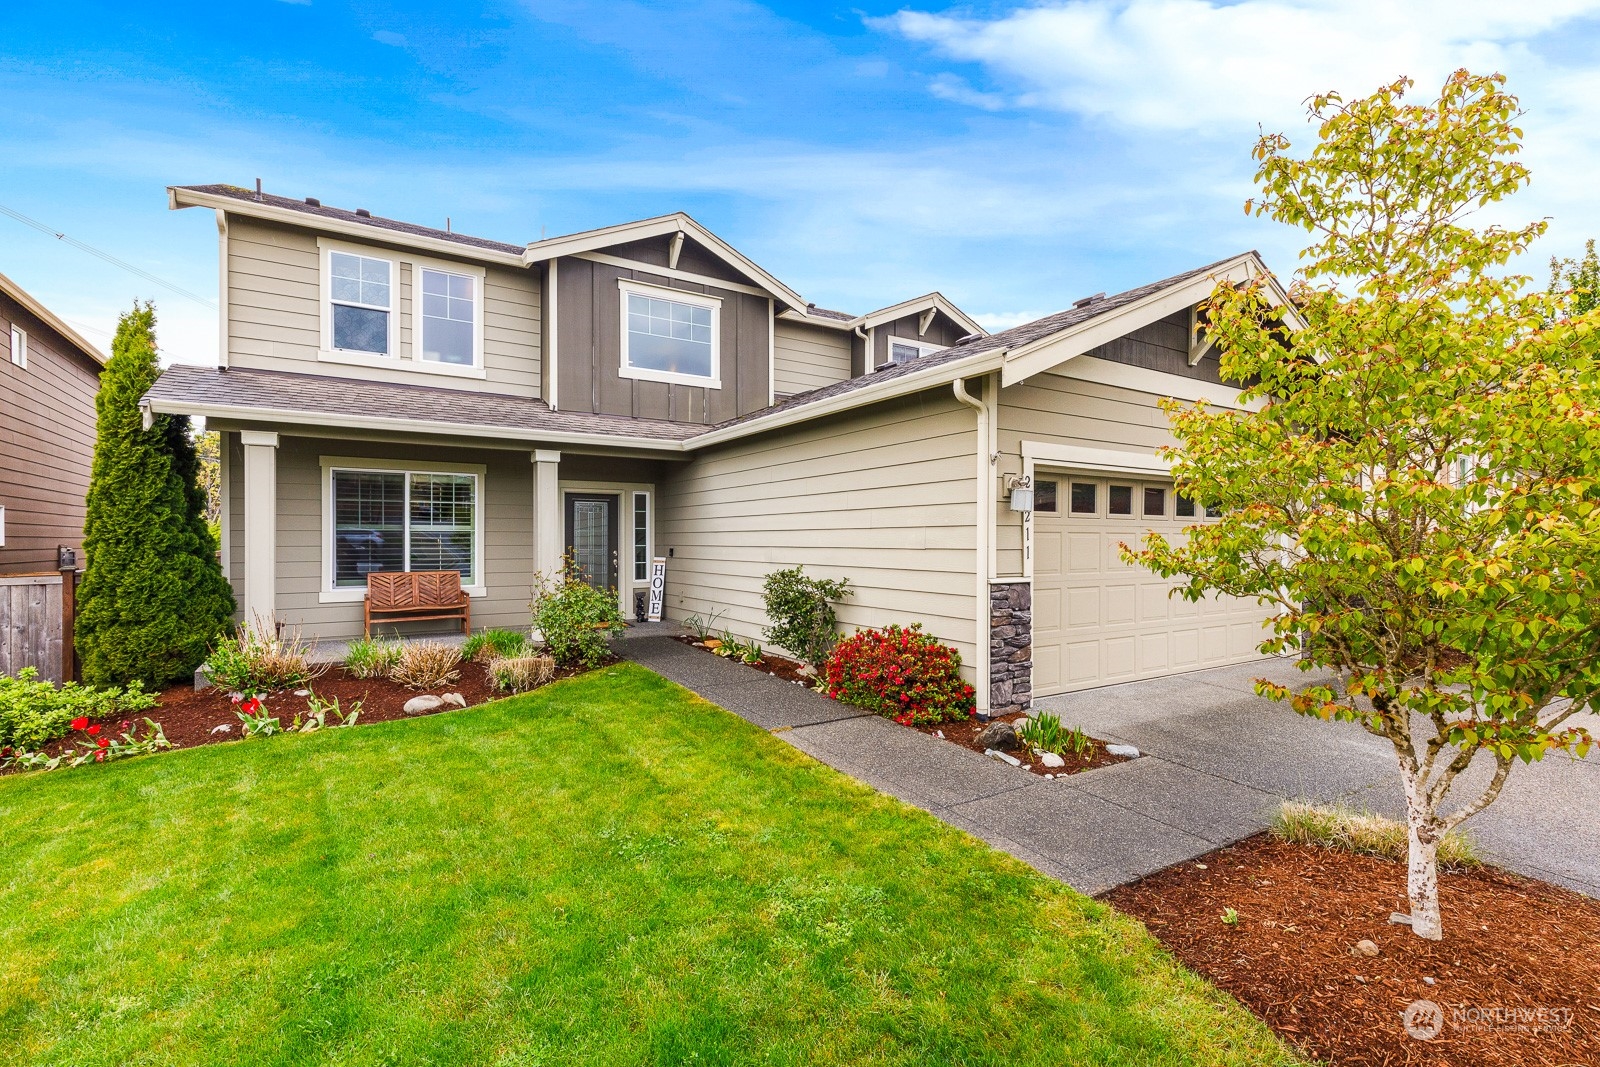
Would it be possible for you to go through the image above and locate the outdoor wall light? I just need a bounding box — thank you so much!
[1006,475,1034,513]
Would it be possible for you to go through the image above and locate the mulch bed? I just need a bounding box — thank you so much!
[5,658,601,771]
[673,634,1125,778]
[1106,833,1600,1067]
[913,711,1129,778]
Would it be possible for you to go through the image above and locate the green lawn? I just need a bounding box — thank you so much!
[0,665,1301,1066]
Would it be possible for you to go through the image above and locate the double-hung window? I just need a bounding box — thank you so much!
[418,266,476,366]
[328,250,394,356]
[619,280,720,388]
[326,462,481,594]
[887,337,942,365]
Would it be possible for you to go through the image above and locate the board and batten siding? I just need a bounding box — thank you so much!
[868,311,970,370]
[993,360,1183,576]
[247,436,536,639]
[772,320,852,397]
[0,290,101,575]
[225,216,541,395]
[658,390,981,675]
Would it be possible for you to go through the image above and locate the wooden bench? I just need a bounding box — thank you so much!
[364,571,471,637]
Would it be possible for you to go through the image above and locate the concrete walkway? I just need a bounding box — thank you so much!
[620,633,1599,898]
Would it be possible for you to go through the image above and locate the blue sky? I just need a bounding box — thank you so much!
[3,0,1600,364]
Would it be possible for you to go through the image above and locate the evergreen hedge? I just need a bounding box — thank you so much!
[74,304,235,687]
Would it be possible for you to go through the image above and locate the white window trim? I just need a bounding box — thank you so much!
[617,278,722,389]
[318,455,487,604]
[885,335,942,364]
[9,324,26,368]
[316,238,488,380]
[409,257,488,376]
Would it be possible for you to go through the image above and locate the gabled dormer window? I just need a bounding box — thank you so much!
[887,337,942,365]
[618,279,721,388]
[329,250,394,356]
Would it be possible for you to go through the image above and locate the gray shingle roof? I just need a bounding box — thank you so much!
[147,364,703,442]
[176,185,528,256]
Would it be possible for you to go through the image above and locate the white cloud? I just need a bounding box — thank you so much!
[372,30,408,47]
[882,1,1600,131]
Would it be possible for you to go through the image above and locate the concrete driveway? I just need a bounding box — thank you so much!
[1034,657,1600,897]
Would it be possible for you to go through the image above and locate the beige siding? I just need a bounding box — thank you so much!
[994,360,1179,575]
[658,390,980,674]
[772,320,851,397]
[268,436,535,639]
[226,217,541,395]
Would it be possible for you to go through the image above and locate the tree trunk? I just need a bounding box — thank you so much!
[1401,765,1444,940]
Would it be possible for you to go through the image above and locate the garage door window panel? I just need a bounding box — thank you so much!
[1070,482,1097,515]
[1108,484,1133,516]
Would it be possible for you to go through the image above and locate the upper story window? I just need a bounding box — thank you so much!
[8,324,25,368]
[418,267,476,366]
[619,280,721,389]
[329,251,393,356]
[318,239,486,376]
[887,337,942,365]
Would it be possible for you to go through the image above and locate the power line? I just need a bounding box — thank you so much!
[0,201,217,309]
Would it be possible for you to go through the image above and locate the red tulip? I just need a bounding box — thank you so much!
[96,737,110,749]
[86,724,102,737]
[70,716,90,731]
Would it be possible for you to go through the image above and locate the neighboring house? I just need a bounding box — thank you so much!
[147,183,1298,714]
[0,271,106,575]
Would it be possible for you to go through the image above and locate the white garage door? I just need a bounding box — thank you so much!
[1030,473,1273,696]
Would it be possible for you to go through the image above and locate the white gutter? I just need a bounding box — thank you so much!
[952,375,992,717]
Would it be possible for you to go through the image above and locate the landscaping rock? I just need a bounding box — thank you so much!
[1106,743,1141,758]
[403,695,445,715]
[1353,939,1381,957]
[440,692,467,708]
[210,723,232,735]
[976,721,1020,751]
[1039,751,1066,769]
[984,748,1022,767]
[294,689,311,697]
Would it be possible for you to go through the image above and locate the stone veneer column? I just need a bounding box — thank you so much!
[989,581,1033,716]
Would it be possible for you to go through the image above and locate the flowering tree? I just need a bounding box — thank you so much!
[1127,71,1600,940]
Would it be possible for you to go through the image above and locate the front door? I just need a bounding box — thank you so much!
[565,493,619,590]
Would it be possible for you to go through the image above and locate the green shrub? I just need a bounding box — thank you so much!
[0,668,157,750]
[532,561,626,669]
[343,638,403,679]
[462,628,530,663]
[205,618,322,694]
[823,623,975,726]
[761,566,852,669]
[75,303,235,687]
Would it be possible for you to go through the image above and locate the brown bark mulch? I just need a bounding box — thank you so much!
[1106,833,1600,1067]
[5,659,601,771]
[913,711,1130,777]
[673,634,813,684]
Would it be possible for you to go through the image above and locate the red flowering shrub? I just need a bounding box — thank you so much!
[824,623,976,725]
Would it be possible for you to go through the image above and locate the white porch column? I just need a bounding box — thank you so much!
[240,430,279,623]
[533,449,562,578]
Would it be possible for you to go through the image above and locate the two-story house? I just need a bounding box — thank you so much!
[146,183,1296,714]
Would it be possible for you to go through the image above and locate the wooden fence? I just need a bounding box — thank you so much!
[0,569,77,682]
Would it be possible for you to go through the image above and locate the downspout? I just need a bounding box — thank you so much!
[952,376,992,718]
[854,325,868,375]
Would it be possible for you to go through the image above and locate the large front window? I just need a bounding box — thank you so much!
[620,284,719,387]
[419,267,476,365]
[331,468,477,588]
[329,251,393,355]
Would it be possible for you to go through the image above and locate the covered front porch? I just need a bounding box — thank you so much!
[220,428,681,643]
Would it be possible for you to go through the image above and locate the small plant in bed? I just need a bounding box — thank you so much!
[206,616,324,693]
[389,642,463,690]
[462,628,531,663]
[0,667,156,751]
[489,654,556,693]
[824,623,975,726]
[1018,712,1091,758]
[4,715,171,772]
[761,565,851,670]
[343,637,402,679]
[531,559,626,669]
